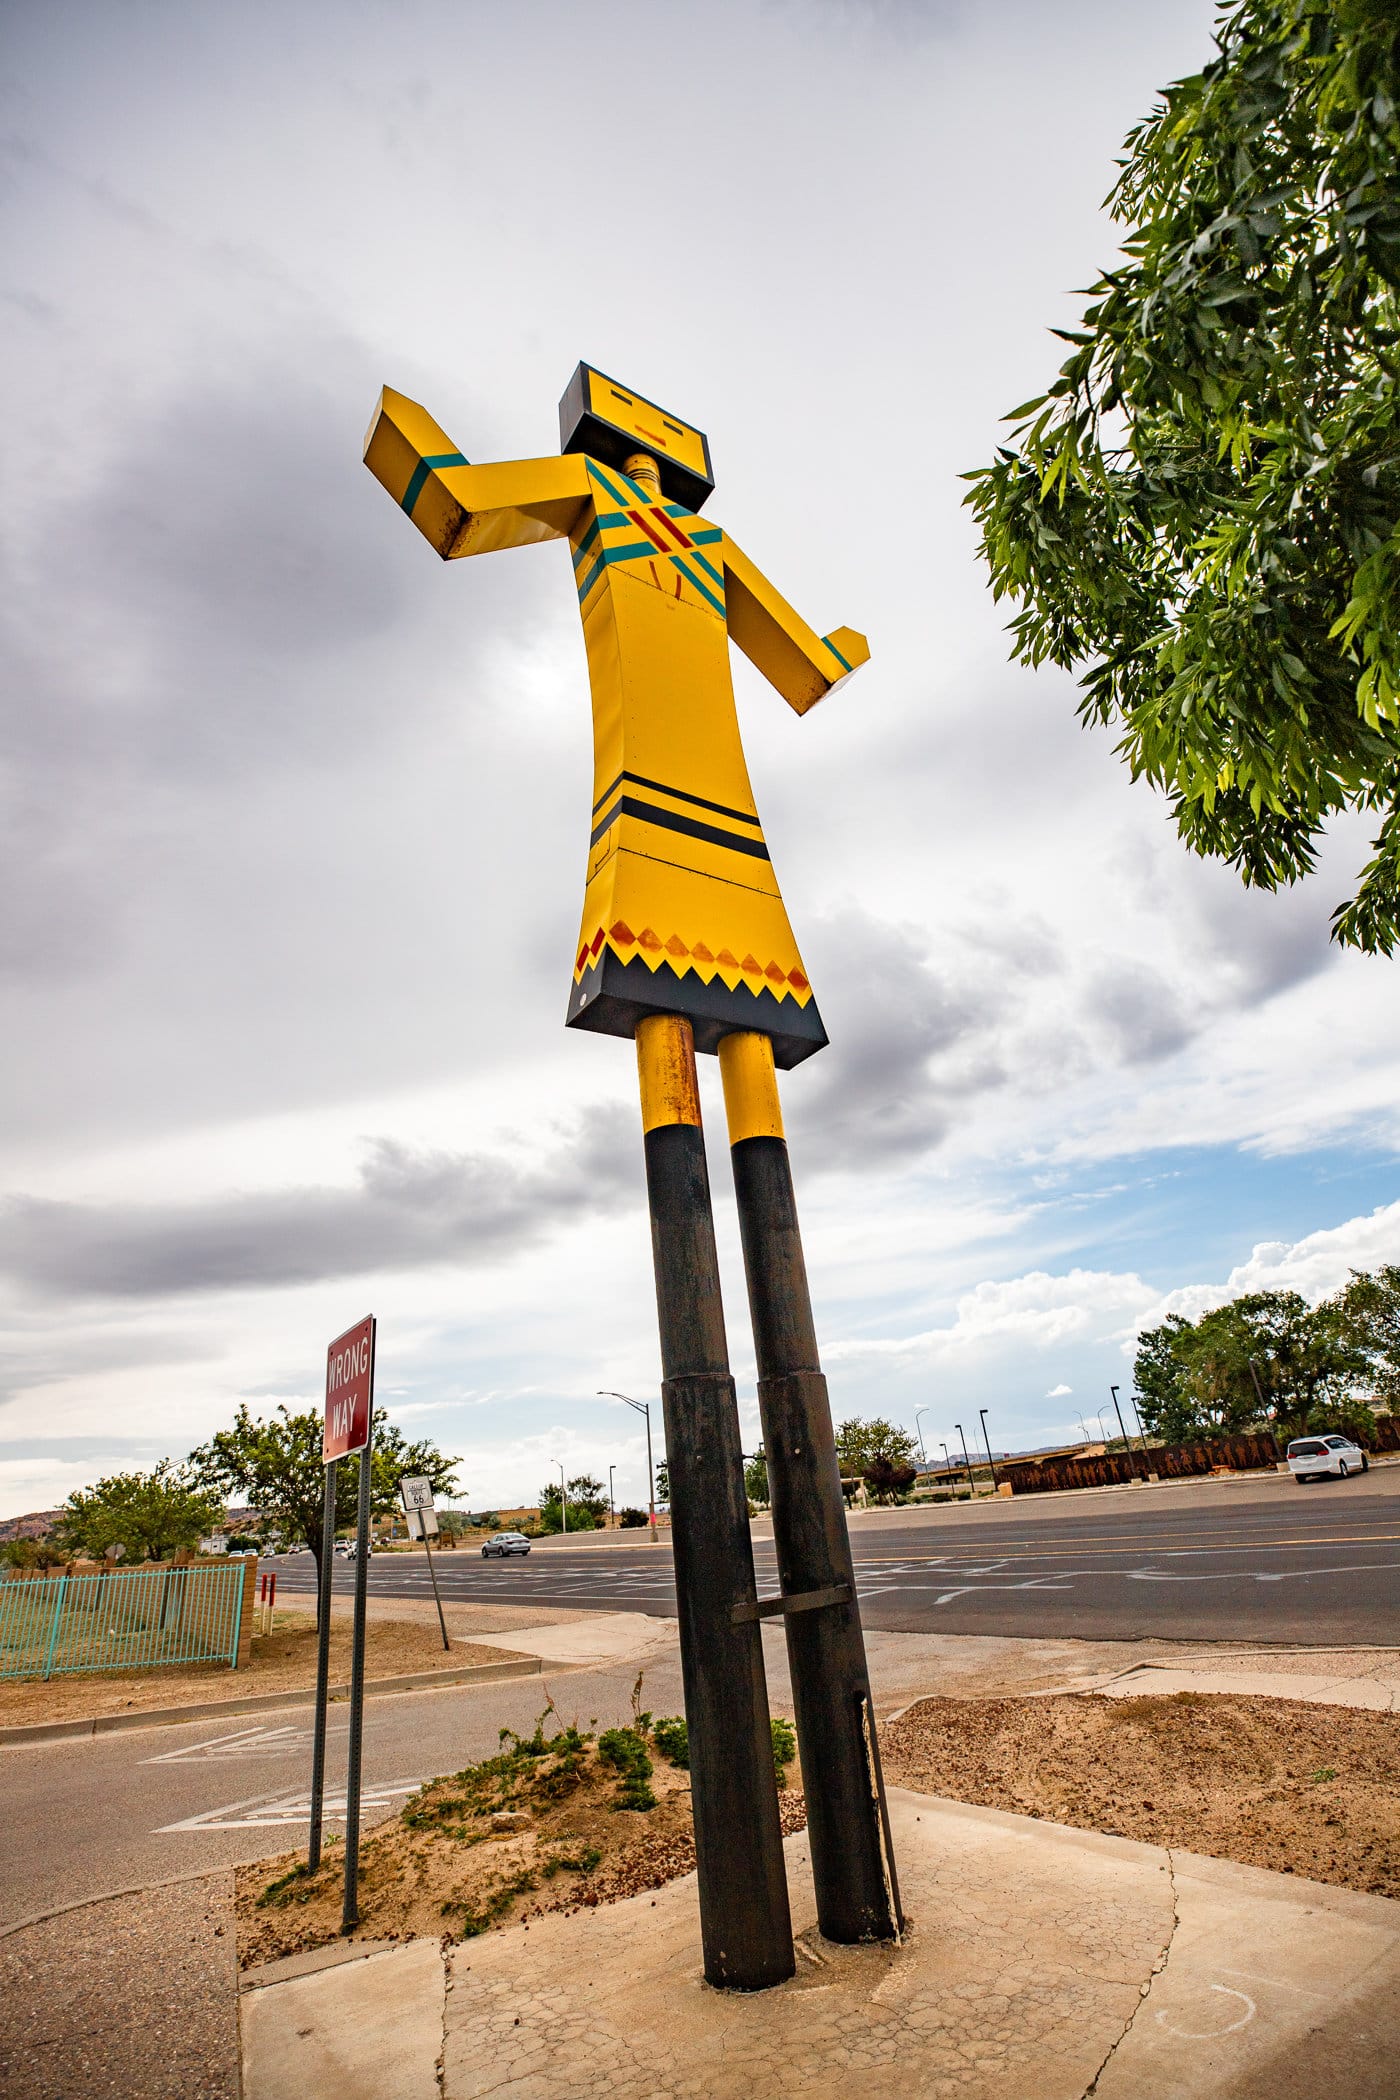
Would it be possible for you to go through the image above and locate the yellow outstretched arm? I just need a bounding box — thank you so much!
[364,386,593,559]
[721,537,870,715]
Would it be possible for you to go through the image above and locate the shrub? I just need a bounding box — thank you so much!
[597,1725,656,1811]
[651,1713,797,1784]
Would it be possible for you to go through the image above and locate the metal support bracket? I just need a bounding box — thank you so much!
[731,1581,851,1625]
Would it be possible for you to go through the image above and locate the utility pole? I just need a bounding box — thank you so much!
[600,1392,660,1543]
[978,1408,998,1490]
[956,1422,975,1492]
[1108,1384,1138,1477]
[914,1407,929,1464]
[608,1463,616,1527]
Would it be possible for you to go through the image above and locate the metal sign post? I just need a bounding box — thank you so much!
[341,1401,374,1935]
[401,1475,449,1651]
[309,1316,375,1924]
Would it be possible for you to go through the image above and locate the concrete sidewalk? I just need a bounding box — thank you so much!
[239,1788,1400,2100]
[1084,1647,1400,1713]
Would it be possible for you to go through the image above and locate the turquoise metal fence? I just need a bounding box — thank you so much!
[0,1562,248,1680]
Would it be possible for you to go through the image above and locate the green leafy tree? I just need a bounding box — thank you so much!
[862,1454,919,1505]
[835,1418,919,1478]
[1132,1313,1198,1443]
[744,1450,770,1506]
[1334,1262,1400,1403]
[1134,1287,1369,1439]
[53,1460,224,1564]
[189,1405,458,1623]
[966,1,1400,950]
[1,1535,68,1572]
[653,1460,670,1508]
[537,1473,608,1534]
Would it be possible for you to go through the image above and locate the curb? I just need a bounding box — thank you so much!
[0,1654,545,1747]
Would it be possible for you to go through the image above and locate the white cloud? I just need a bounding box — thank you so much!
[1151,1202,1400,1327]
[1045,1383,1073,1398]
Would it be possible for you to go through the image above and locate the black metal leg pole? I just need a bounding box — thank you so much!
[341,1437,372,1933]
[308,1458,337,1874]
[719,1031,897,1944]
[636,1014,794,1991]
[424,1530,449,1650]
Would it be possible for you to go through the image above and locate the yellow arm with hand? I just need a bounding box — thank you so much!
[364,386,593,559]
[721,536,870,715]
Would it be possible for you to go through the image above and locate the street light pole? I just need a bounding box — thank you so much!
[955,1422,975,1493]
[939,1440,952,1485]
[914,1407,929,1464]
[609,1464,616,1527]
[556,1459,567,1535]
[599,1392,659,1543]
[1109,1383,1138,1477]
[978,1408,998,1490]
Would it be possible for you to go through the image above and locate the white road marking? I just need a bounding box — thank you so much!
[156,1775,423,1832]
[144,1722,341,1765]
[1128,1561,1400,1584]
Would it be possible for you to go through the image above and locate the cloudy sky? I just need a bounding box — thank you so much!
[3,0,1396,1520]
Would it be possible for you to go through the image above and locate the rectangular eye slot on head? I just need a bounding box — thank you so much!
[663,420,684,434]
[609,389,634,406]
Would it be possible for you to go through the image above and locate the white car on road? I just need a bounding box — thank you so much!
[481,1532,532,1557]
[1286,1434,1370,1484]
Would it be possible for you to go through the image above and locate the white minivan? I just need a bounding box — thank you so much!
[1286,1434,1370,1484]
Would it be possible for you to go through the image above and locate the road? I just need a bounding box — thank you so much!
[4,1469,1395,1932]
[268,1468,1400,1646]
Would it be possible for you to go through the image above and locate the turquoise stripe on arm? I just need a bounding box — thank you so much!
[401,451,469,517]
[822,634,852,673]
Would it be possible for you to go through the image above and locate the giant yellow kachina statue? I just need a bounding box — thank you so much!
[363,362,867,1067]
[364,364,895,1991]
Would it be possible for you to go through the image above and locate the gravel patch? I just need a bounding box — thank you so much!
[0,1872,238,2100]
[882,1691,1400,1898]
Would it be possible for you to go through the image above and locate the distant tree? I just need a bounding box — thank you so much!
[537,1473,608,1534]
[835,1418,919,1477]
[1134,1288,1369,1440]
[1132,1314,1197,1443]
[617,1507,649,1529]
[1,1535,67,1572]
[1334,1264,1400,1405]
[862,1454,919,1505]
[190,1406,458,1625]
[965,0,1400,951]
[744,1451,770,1506]
[654,1461,670,1508]
[222,1533,262,1555]
[53,1460,224,1564]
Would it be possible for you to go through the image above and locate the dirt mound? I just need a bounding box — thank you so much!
[882,1692,1400,1898]
[236,1699,804,1968]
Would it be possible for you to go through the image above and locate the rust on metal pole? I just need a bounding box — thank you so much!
[636,1013,794,1990]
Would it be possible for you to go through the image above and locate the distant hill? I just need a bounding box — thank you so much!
[0,1503,259,1543]
[0,1509,62,1543]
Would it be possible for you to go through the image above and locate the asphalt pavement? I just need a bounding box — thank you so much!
[5,1469,1396,1935]
[267,1467,1400,1645]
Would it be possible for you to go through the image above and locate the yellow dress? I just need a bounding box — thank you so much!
[364,371,867,1068]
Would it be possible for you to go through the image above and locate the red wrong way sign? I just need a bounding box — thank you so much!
[324,1315,375,1461]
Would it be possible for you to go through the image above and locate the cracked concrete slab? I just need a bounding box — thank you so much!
[1094,1848,1400,2097]
[442,1795,1170,2100]
[240,1937,444,2100]
[237,1791,1400,2100]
